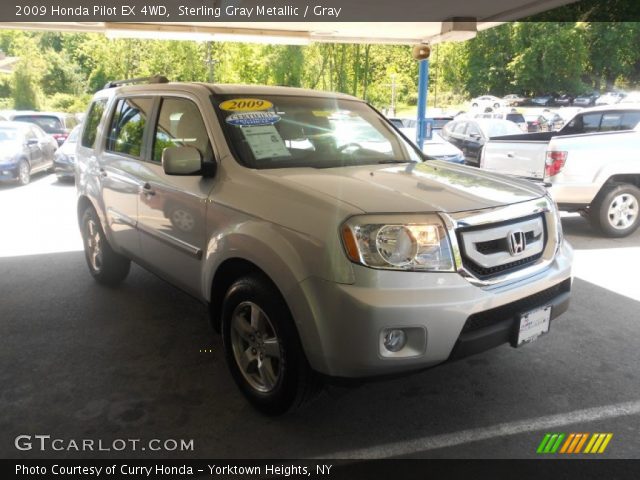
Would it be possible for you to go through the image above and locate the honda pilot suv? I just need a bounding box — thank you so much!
[76,78,573,414]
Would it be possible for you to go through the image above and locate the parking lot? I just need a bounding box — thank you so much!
[1,172,639,460]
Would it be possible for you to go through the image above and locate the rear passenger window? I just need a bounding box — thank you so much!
[152,98,212,163]
[620,112,640,130]
[82,99,107,149]
[106,97,154,158]
[600,113,623,131]
[582,113,602,133]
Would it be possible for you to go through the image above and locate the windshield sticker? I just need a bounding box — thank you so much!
[226,112,281,127]
[219,98,273,112]
[240,125,291,160]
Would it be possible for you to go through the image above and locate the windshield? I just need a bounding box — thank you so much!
[67,125,81,142]
[479,120,523,137]
[214,95,423,169]
[0,128,19,141]
[13,115,63,133]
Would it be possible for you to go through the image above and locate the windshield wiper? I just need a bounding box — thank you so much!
[376,159,413,164]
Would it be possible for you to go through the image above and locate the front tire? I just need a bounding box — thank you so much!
[17,160,30,186]
[221,274,319,415]
[589,184,640,237]
[80,207,131,285]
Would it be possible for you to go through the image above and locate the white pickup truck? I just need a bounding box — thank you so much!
[481,104,640,237]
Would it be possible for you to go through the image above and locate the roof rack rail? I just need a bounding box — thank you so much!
[104,75,170,89]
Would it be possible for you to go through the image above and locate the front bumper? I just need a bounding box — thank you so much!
[0,163,19,181]
[54,161,75,178]
[289,241,573,378]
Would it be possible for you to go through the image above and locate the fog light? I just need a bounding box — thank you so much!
[383,329,407,352]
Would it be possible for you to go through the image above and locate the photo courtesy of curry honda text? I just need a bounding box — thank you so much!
[75,77,573,415]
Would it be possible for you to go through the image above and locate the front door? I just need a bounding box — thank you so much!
[136,96,215,296]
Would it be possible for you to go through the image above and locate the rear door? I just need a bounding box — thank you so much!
[100,96,155,257]
[24,128,43,169]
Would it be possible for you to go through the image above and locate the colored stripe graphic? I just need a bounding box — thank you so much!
[537,433,565,453]
[540,433,613,454]
[585,433,613,453]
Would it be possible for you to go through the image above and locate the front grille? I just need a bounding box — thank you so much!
[456,213,547,280]
[464,252,544,277]
[461,278,571,334]
[475,231,539,255]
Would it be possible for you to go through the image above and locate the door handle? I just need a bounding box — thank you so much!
[141,183,155,196]
[507,152,514,158]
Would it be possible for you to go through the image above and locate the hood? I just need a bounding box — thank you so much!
[423,140,462,158]
[257,161,546,214]
[0,141,21,158]
[58,141,77,155]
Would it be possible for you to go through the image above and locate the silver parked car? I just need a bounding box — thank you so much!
[76,79,573,414]
[54,124,81,181]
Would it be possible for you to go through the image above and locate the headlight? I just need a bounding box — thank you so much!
[341,214,455,271]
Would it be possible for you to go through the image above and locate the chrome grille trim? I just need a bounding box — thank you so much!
[459,215,545,269]
[439,196,561,287]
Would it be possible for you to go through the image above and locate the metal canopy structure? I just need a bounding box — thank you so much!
[0,0,576,45]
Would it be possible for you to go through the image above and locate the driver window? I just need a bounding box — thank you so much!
[152,97,213,164]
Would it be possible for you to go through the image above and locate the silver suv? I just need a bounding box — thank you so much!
[76,78,573,414]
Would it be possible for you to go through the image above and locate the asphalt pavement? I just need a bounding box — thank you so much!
[1,172,639,460]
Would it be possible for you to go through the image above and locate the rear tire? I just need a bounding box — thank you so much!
[589,184,640,237]
[221,273,320,415]
[80,207,131,285]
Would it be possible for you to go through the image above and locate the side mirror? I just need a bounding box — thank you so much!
[162,146,203,176]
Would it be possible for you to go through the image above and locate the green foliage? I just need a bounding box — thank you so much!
[11,37,46,110]
[45,92,92,113]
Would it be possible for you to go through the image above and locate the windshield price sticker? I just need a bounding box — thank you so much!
[240,125,291,160]
[220,98,273,112]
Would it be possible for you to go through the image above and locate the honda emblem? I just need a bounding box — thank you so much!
[508,231,527,256]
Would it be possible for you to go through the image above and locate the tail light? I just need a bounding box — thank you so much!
[52,133,68,143]
[545,151,567,177]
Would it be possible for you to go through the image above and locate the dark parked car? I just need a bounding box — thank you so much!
[53,124,81,181]
[555,94,574,106]
[523,114,550,132]
[573,92,600,107]
[440,118,522,166]
[9,111,79,146]
[0,121,58,185]
[531,94,558,107]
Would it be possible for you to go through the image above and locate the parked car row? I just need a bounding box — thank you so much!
[475,90,635,109]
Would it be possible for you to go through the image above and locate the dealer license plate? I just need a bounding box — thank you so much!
[516,306,551,346]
